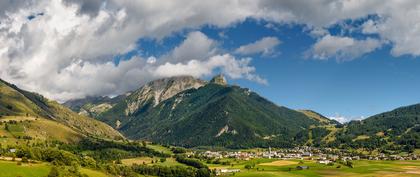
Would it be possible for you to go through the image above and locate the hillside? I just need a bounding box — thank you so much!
[0,79,123,141]
[64,94,128,118]
[324,104,420,150]
[298,110,340,125]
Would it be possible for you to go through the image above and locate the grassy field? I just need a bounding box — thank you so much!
[0,161,50,177]
[0,160,114,177]
[205,158,420,177]
[80,168,111,177]
[0,116,83,145]
[146,144,173,155]
[122,157,186,167]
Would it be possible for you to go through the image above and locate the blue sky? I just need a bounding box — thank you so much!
[2,1,420,122]
[125,19,420,120]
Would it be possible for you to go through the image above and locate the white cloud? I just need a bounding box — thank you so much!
[146,56,157,64]
[0,15,266,101]
[2,0,420,101]
[234,37,281,56]
[0,1,268,101]
[328,116,349,124]
[361,2,420,56]
[155,54,267,85]
[167,31,217,63]
[308,35,382,61]
[329,115,365,124]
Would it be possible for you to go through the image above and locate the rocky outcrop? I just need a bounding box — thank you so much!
[125,76,206,115]
[210,74,227,85]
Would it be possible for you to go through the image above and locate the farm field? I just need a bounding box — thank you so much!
[206,159,420,177]
[0,161,50,177]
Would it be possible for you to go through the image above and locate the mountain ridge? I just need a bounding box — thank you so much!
[65,75,339,148]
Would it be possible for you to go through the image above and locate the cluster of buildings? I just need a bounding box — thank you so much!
[198,146,419,163]
[203,147,420,176]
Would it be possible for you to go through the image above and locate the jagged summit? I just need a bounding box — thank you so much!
[210,74,227,85]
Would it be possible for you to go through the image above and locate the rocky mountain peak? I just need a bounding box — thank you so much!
[210,74,227,85]
[125,75,206,115]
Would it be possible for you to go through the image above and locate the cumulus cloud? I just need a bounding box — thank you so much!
[155,54,267,85]
[165,31,218,63]
[234,37,281,56]
[258,0,420,57]
[0,8,265,102]
[359,3,420,56]
[308,35,382,61]
[0,1,268,101]
[2,0,420,101]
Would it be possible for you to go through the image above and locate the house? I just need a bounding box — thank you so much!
[317,160,331,164]
[9,149,16,153]
[220,169,240,173]
[215,169,240,176]
[296,166,309,170]
[302,152,312,157]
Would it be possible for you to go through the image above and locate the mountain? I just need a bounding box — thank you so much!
[66,75,207,129]
[71,75,329,148]
[64,94,128,118]
[314,103,420,151]
[0,79,123,142]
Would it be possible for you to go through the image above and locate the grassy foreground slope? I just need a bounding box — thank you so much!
[0,116,83,144]
[0,79,123,141]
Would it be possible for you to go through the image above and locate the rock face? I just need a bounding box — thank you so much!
[210,74,227,85]
[91,75,207,128]
[124,76,207,115]
[64,75,206,125]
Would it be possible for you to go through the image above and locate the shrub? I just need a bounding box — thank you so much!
[21,157,28,163]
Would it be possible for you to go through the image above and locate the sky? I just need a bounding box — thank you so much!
[1,0,420,123]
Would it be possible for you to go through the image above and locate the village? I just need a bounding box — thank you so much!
[192,146,420,175]
[197,146,420,162]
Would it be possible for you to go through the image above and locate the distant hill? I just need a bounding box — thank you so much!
[0,79,123,142]
[322,103,420,151]
[298,110,340,125]
[64,94,128,118]
[66,75,334,148]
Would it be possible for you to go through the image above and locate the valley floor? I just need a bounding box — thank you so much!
[205,158,420,177]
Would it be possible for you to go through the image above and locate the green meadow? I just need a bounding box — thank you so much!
[205,158,420,177]
[0,161,50,177]
[0,161,113,177]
